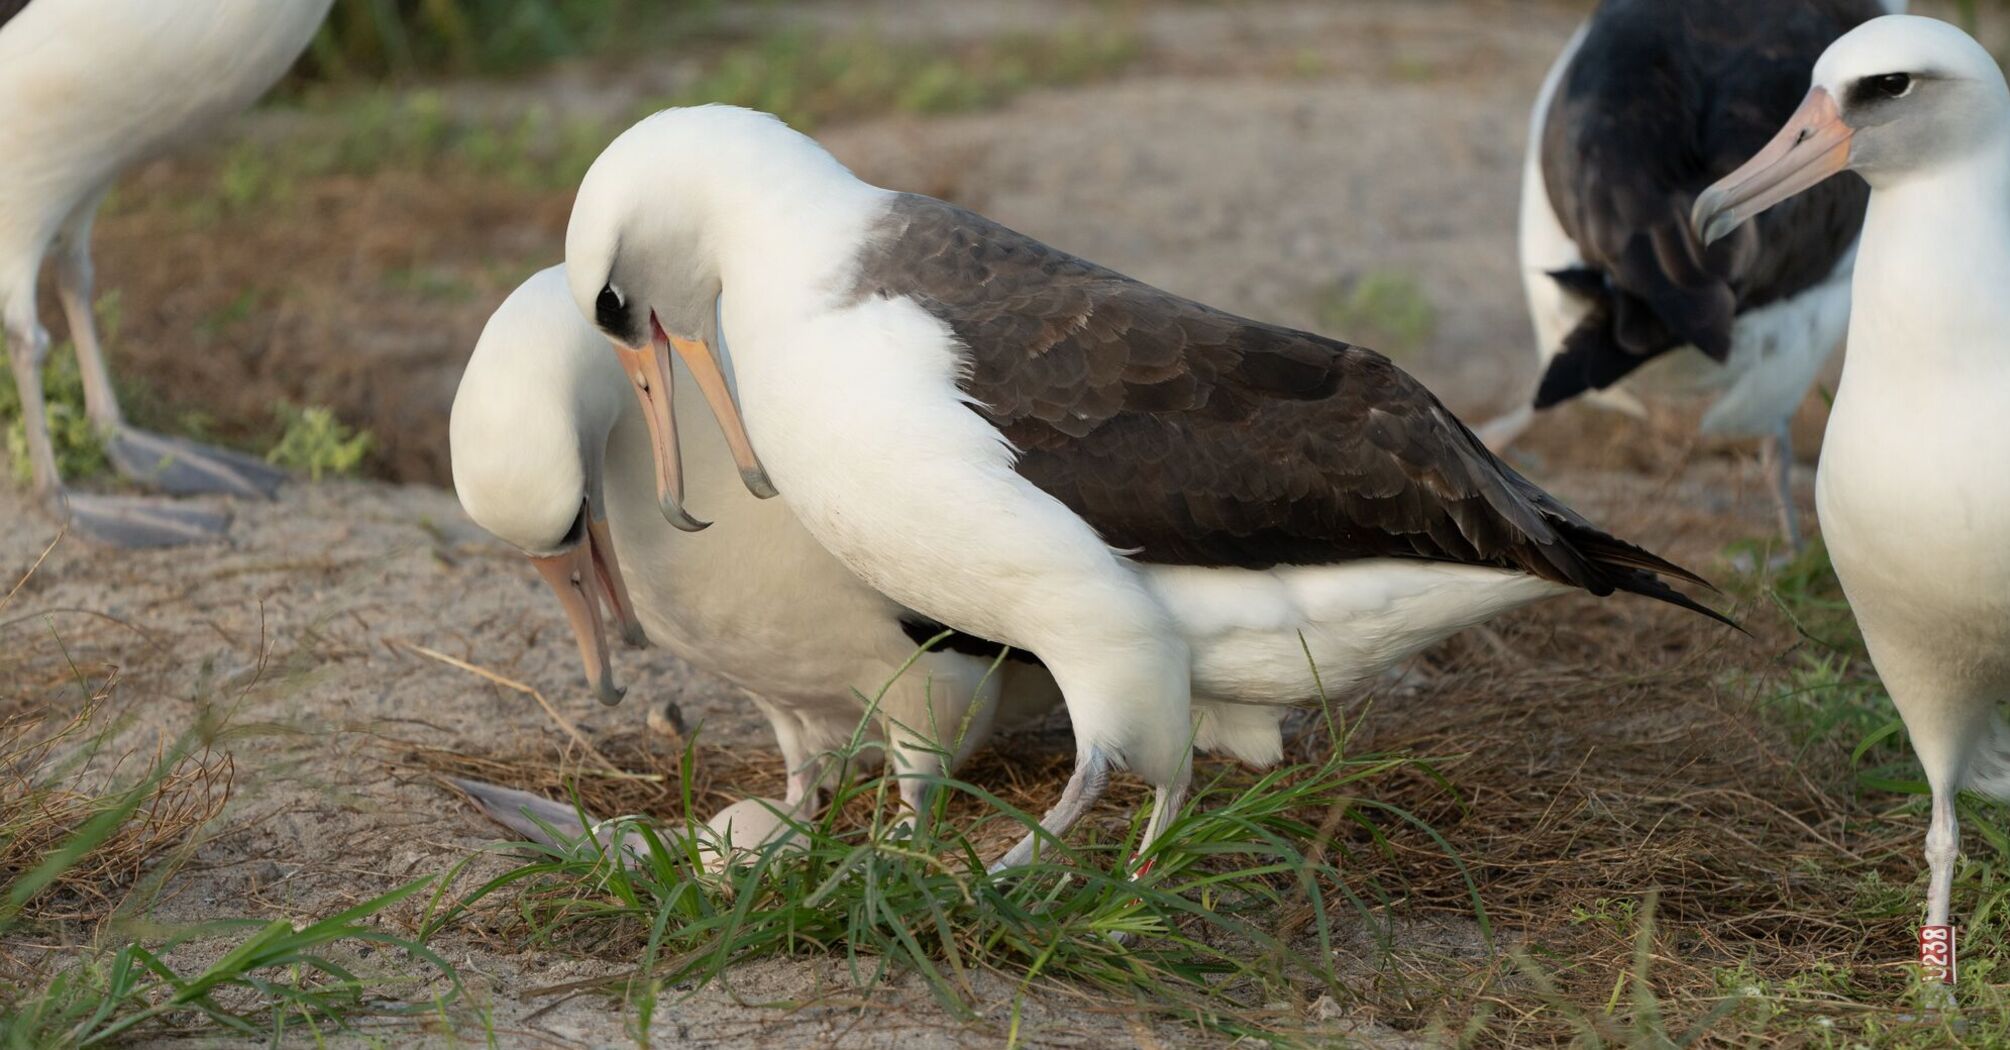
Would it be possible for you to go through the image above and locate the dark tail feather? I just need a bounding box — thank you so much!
[1558,524,1743,632]
[1535,302,1684,409]
[1608,568,1744,632]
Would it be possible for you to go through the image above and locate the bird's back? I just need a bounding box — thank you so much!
[1535,0,1881,405]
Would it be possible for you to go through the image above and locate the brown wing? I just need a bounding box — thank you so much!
[849,194,1725,622]
[0,0,32,32]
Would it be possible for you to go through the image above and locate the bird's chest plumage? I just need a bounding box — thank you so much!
[1819,359,2010,669]
[601,398,912,702]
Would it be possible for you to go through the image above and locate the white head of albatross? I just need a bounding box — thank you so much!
[565,105,1736,875]
[451,267,647,707]
[1695,15,2010,991]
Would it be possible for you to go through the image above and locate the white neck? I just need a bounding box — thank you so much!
[1847,139,2010,383]
[712,172,888,312]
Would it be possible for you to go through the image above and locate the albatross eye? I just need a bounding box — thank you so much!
[1869,73,1914,99]
[596,284,626,333]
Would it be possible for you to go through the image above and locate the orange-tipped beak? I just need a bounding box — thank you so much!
[584,510,648,649]
[529,537,626,707]
[660,320,779,502]
[1693,86,1854,247]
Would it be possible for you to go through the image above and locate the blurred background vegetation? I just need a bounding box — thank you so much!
[298,0,719,81]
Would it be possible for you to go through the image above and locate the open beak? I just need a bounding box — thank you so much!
[529,524,627,707]
[1693,86,1854,247]
[584,507,648,649]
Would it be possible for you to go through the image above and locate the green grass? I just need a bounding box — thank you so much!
[666,27,1142,132]
[426,713,1473,1042]
[300,0,720,82]
[0,294,375,488]
[0,696,458,1047]
[1312,272,1437,359]
[1712,534,2010,1042]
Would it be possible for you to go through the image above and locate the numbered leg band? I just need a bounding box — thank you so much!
[1919,925,1956,986]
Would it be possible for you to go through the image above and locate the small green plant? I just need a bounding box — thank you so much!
[1314,272,1437,358]
[0,298,129,486]
[265,403,374,481]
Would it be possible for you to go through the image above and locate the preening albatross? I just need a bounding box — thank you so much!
[0,0,332,547]
[1496,0,1902,548]
[450,267,1059,816]
[1694,13,2010,990]
[563,106,1734,872]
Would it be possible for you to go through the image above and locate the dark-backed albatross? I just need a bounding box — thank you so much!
[0,0,331,547]
[1491,0,1903,549]
[562,105,1735,872]
[1694,13,2010,991]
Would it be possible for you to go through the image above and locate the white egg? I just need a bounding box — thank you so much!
[698,797,802,872]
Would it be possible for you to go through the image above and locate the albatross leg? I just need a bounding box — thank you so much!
[52,205,286,502]
[1919,781,1961,999]
[1762,421,1804,555]
[987,747,1111,873]
[1129,756,1192,878]
[6,305,225,547]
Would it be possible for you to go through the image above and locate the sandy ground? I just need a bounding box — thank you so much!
[3,0,1909,1045]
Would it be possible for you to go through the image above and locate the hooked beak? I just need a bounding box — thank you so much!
[1693,86,1854,248]
[584,505,648,649]
[528,511,630,706]
[610,314,778,530]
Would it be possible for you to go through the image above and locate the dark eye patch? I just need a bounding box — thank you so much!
[1847,72,1916,110]
[595,284,626,335]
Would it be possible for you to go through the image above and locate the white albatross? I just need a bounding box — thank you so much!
[1488,0,1905,549]
[449,266,1060,818]
[1693,13,2010,989]
[559,105,1735,872]
[0,0,332,547]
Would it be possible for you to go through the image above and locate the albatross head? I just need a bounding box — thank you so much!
[451,266,648,707]
[1694,15,2010,245]
[565,106,799,530]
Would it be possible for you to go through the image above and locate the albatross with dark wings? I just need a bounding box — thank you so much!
[563,105,1736,871]
[1492,0,1903,547]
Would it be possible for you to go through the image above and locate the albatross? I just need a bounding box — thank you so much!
[450,266,1059,816]
[562,105,1734,871]
[1492,0,1903,548]
[1693,13,2010,989]
[0,0,331,547]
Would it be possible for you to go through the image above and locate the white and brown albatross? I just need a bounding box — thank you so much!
[450,266,1059,819]
[1693,14,2010,990]
[1,0,331,547]
[562,105,1735,872]
[1491,0,1904,548]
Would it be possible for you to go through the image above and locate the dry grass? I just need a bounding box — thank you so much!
[0,698,233,926]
